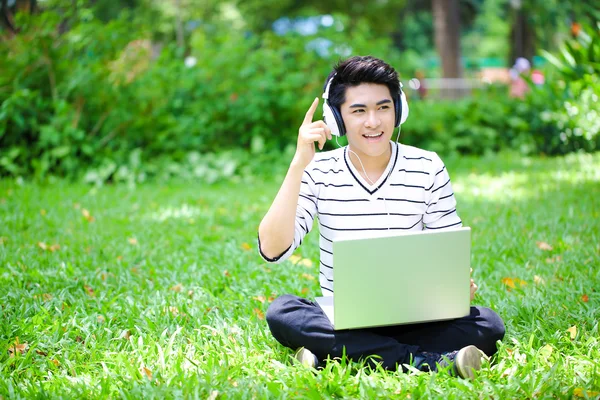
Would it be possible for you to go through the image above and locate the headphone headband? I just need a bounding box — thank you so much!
[322,74,335,100]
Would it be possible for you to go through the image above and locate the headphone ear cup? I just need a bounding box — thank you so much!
[323,100,346,136]
[323,102,340,137]
[396,89,409,126]
[330,104,346,136]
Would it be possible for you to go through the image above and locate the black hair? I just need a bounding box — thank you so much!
[325,56,400,110]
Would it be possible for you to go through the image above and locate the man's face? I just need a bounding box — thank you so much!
[340,83,395,159]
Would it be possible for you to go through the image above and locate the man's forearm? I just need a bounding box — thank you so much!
[258,160,306,259]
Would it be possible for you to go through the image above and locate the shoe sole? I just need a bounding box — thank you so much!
[455,345,487,379]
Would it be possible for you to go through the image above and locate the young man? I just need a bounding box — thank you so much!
[257,56,505,377]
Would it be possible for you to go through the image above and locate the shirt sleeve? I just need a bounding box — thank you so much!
[423,153,462,230]
[257,169,319,263]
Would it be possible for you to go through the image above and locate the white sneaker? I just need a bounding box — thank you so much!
[294,347,319,368]
[416,345,488,379]
[442,345,489,379]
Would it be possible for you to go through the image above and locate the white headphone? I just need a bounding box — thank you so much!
[322,73,409,137]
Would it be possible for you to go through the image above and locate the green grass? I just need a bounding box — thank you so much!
[1,152,599,399]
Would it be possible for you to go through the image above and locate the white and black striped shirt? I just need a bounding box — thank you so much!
[259,141,462,295]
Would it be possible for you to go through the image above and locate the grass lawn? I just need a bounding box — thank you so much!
[1,152,599,399]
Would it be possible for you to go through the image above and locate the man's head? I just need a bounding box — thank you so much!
[325,56,401,113]
[323,56,404,159]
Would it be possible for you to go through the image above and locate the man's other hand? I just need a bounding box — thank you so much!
[470,268,478,302]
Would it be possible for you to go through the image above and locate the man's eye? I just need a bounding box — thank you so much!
[380,105,390,110]
[352,109,365,113]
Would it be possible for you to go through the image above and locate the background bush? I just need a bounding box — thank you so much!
[1,10,598,183]
[0,12,407,181]
[404,23,600,157]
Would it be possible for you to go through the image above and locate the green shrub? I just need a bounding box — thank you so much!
[403,23,600,157]
[402,86,510,156]
[525,22,600,154]
[0,12,141,179]
[0,11,405,181]
[0,11,598,183]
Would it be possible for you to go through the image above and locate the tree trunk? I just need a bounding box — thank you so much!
[509,7,535,67]
[432,0,463,98]
[1,0,17,37]
[175,0,184,50]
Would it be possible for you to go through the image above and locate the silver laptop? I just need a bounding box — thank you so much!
[315,227,471,330]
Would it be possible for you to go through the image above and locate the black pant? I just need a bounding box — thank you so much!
[266,294,505,370]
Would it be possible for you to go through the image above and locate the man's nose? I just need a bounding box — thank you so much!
[364,111,380,128]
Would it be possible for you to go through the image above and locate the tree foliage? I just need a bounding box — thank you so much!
[0,1,598,182]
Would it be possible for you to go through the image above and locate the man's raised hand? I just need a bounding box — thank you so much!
[293,97,332,169]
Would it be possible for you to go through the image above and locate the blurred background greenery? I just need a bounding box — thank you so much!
[1,0,599,184]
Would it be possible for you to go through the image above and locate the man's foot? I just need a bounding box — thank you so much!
[294,347,319,368]
[415,345,488,379]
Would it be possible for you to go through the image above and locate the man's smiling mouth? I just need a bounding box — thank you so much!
[363,132,384,138]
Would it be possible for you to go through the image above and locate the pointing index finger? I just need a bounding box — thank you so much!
[303,97,320,125]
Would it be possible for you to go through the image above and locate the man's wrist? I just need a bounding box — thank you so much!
[289,157,308,173]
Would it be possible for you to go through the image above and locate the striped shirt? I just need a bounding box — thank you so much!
[258,141,462,296]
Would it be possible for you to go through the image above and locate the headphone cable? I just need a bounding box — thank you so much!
[333,129,403,232]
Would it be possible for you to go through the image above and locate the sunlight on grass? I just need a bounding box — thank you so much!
[147,204,203,222]
[454,172,532,201]
[454,153,600,203]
